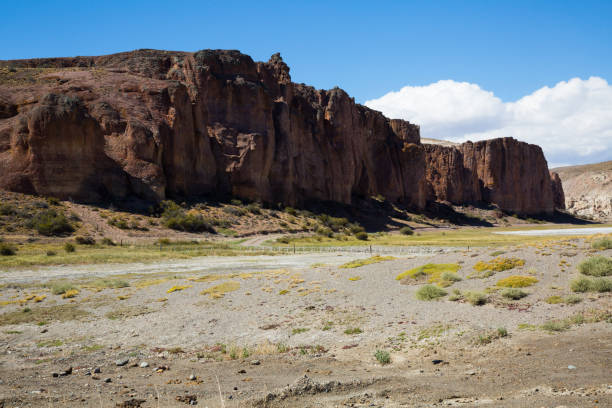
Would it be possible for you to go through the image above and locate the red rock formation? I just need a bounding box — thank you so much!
[0,49,425,209]
[549,172,566,210]
[0,49,561,214]
[424,138,560,214]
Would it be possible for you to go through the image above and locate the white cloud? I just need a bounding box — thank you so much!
[365,77,612,167]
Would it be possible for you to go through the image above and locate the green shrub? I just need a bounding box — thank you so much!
[46,250,56,257]
[571,277,592,292]
[75,236,95,245]
[497,327,508,337]
[415,285,447,301]
[64,243,75,253]
[501,288,528,300]
[276,236,291,244]
[399,226,414,235]
[578,256,612,277]
[440,271,462,282]
[355,231,369,241]
[374,349,391,365]
[0,203,16,215]
[108,217,129,229]
[465,291,488,306]
[30,210,74,236]
[563,295,582,304]
[284,207,297,216]
[571,276,612,293]
[541,320,570,332]
[316,226,333,237]
[343,327,363,335]
[0,242,17,256]
[246,203,261,214]
[591,237,612,250]
[348,224,365,234]
[545,295,563,304]
[230,199,242,206]
[592,278,612,292]
[50,282,76,295]
[224,206,247,217]
[100,237,115,246]
[161,201,214,233]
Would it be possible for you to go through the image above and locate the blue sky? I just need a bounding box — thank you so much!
[2,1,611,165]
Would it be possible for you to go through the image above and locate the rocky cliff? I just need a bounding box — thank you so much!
[0,49,560,214]
[424,138,562,214]
[552,161,612,220]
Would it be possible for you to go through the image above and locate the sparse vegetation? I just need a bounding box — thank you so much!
[471,257,525,278]
[570,276,612,293]
[464,291,487,305]
[545,295,563,304]
[63,242,75,253]
[75,236,95,245]
[501,288,528,300]
[0,304,89,326]
[354,231,369,241]
[29,209,74,236]
[578,256,612,277]
[50,282,77,295]
[496,275,538,288]
[161,201,214,233]
[396,263,460,287]
[399,226,414,235]
[200,281,240,298]
[591,237,612,250]
[415,284,447,301]
[292,328,309,335]
[339,255,395,269]
[374,349,391,365]
[0,242,16,256]
[166,285,192,294]
[475,327,508,345]
[344,327,363,335]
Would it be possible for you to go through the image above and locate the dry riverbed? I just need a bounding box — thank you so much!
[0,237,610,407]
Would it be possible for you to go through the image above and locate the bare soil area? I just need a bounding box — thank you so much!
[0,237,610,407]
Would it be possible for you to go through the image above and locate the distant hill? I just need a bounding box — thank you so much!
[552,161,612,221]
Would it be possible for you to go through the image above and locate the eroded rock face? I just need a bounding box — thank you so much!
[553,161,612,220]
[425,138,561,214]
[0,49,425,208]
[0,49,559,214]
[550,172,566,210]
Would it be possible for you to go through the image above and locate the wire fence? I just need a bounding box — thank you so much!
[112,241,457,256]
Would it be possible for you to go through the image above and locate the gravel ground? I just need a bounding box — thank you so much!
[0,236,610,407]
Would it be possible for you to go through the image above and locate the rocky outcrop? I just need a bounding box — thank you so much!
[425,138,561,215]
[550,172,566,210]
[0,49,560,214]
[552,161,612,220]
[0,49,426,208]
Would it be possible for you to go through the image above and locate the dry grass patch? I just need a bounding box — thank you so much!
[0,304,89,326]
[166,285,192,294]
[396,263,461,287]
[339,255,396,269]
[200,281,240,298]
[496,276,538,288]
[415,284,447,301]
[470,257,525,278]
[105,305,152,320]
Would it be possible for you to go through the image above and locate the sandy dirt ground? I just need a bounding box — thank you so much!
[0,238,610,407]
